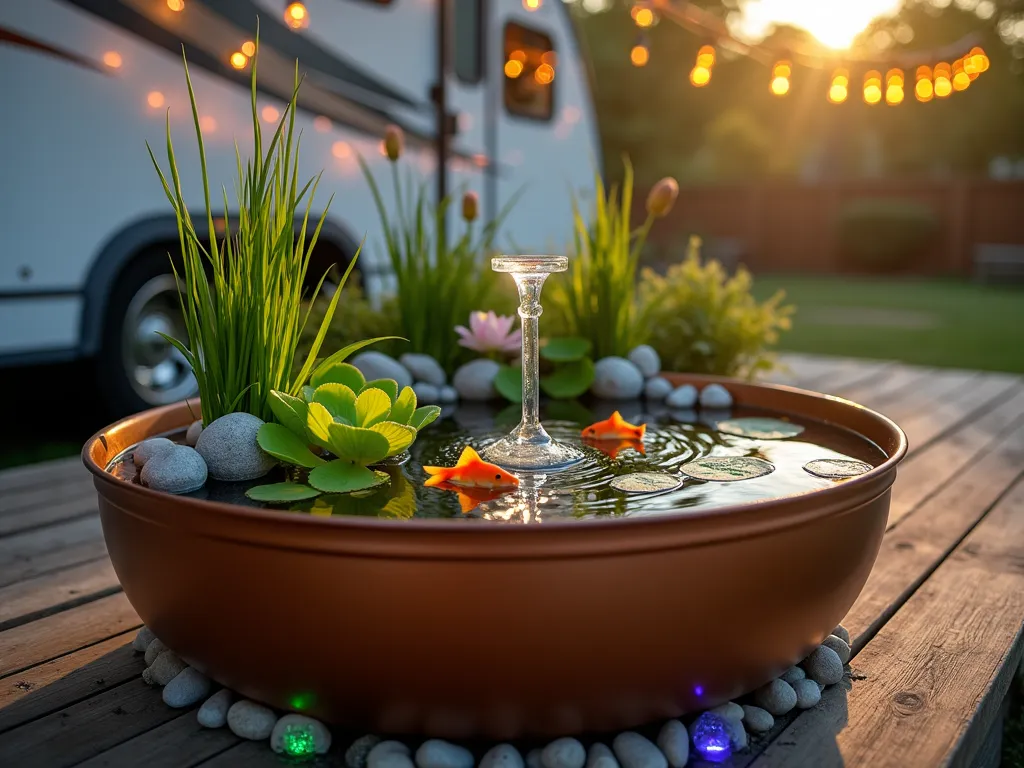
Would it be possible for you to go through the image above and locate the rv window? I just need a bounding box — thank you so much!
[454,0,483,83]
[503,22,555,121]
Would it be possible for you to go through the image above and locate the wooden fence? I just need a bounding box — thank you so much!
[641,180,1024,275]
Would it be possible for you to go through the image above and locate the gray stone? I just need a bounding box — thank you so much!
[753,678,797,716]
[542,737,586,768]
[352,351,413,390]
[655,720,688,768]
[779,666,806,685]
[132,626,156,653]
[644,377,673,401]
[802,645,844,686]
[822,634,851,664]
[141,445,208,494]
[416,739,474,768]
[133,437,176,467]
[195,413,275,482]
[369,741,415,768]
[665,384,698,409]
[591,357,645,400]
[347,735,382,768]
[627,345,661,378]
[723,717,748,751]
[400,354,447,387]
[453,359,501,401]
[144,638,168,666]
[438,385,459,404]
[227,699,277,740]
[586,743,620,768]
[740,705,774,733]
[481,744,524,768]
[197,689,233,728]
[793,678,822,709]
[709,701,744,723]
[271,713,332,755]
[526,749,543,768]
[185,420,203,447]
[147,650,187,686]
[613,732,666,768]
[832,624,851,644]
[413,382,441,405]
[699,383,733,409]
[163,666,211,707]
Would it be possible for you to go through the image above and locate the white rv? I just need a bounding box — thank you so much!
[0,0,598,414]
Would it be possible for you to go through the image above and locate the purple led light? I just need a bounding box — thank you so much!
[694,685,704,697]
[692,712,732,763]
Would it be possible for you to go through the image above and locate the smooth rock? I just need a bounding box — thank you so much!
[133,437,176,467]
[665,384,698,409]
[197,689,233,728]
[802,645,844,686]
[271,713,332,755]
[542,737,586,768]
[132,626,156,653]
[586,743,620,768]
[352,351,413,390]
[793,678,822,709]
[699,383,733,409]
[144,638,168,666]
[369,741,415,768]
[185,420,203,447]
[627,345,661,378]
[753,678,797,716]
[724,717,748,751]
[227,699,277,740]
[709,701,744,723]
[740,705,774,733]
[163,666,211,708]
[413,382,441,405]
[655,720,688,768]
[644,377,673,401]
[832,624,851,644]
[481,743,525,768]
[526,749,543,768]
[822,634,852,664]
[453,359,501,401]
[195,413,275,482]
[416,739,474,768]
[591,357,645,400]
[779,666,806,685]
[347,735,382,768]
[400,354,447,387]
[140,445,208,494]
[613,732,666,768]
[438,385,459,404]
[147,650,187,686]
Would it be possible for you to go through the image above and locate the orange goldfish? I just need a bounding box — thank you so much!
[585,437,646,461]
[581,411,646,441]
[423,446,520,489]
[432,481,514,513]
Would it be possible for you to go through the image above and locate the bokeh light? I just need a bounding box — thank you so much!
[147,91,165,108]
[284,2,310,30]
[635,7,654,27]
[241,40,256,57]
[313,116,332,132]
[631,44,650,67]
[504,59,524,78]
[261,105,280,122]
[770,75,790,96]
[331,141,351,159]
[915,78,934,102]
[102,51,122,69]
[690,65,711,86]
[534,63,555,84]
[523,0,541,10]
[696,45,716,68]
[229,51,248,70]
[166,0,184,11]
[828,83,848,104]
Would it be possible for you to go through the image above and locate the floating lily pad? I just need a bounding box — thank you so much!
[610,472,682,494]
[390,386,417,425]
[803,459,873,479]
[680,456,775,482]
[308,460,388,494]
[245,482,321,503]
[717,417,805,440]
[495,365,523,403]
[541,357,595,399]
[256,423,325,468]
[355,387,392,428]
[411,405,442,431]
[541,336,591,362]
[325,422,391,465]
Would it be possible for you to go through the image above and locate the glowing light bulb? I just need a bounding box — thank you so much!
[770,76,790,96]
[282,725,316,758]
[284,2,309,30]
[229,51,248,70]
[915,78,933,102]
[690,65,711,86]
[864,83,882,104]
[696,45,715,68]
[261,105,280,122]
[534,63,554,84]
[331,141,351,159]
[147,91,165,108]
[828,83,848,103]
[692,713,732,761]
[885,84,904,105]
[772,60,792,79]
[504,59,524,78]
[523,0,541,10]
[634,7,654,27]
[934,77,952,98]
[102,51,122,69]
[509,49,526,63]
[886,68,904,87]
[952,71,970,90]
[241,40,256,57]
[832,68,849,87]
[166,0,184,11]
[630,45,649,67]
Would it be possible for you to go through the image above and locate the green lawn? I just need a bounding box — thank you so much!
[751,276,1024,373]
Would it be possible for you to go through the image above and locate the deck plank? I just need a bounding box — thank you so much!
[0,497,100,539]
[0,558,120,630]
[752,477,1024,768]
[0,516,106,588]
[0,457,85,494]
[0,476,94,517]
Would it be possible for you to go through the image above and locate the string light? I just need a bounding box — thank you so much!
[504,49,525,78]
[969,46,989,73]
[284,2,309,30]
[915,65,933,102]
[166,0,184,11]
[828,68,849,104]
[689,45,714,86]
[863,70,882,105]
[951,59,970,91]
[261,105,280,122]
[634,7,655,28]
[147,91,165,108]
[102,51,122,69]
[770,60,791,96]
[885,68,904,105]
[523,0,542,10]
[229,51,248,70]
[934,62,953,98]
[630,42,650,67]
[241,41,256,57]
[535,63,554,84]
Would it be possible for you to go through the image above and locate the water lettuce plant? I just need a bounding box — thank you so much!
[494,336,595,402]
[148,36,356,424]
[247,361,441,501]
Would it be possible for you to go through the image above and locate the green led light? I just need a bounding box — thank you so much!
[288,692,316,711]
[283,724,316,758]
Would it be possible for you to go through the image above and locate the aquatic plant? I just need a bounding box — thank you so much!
[493,336,595,402]
[248,361,440,501]
[148,36,363,424]
[455,311,522,355]
[638,236,794,377]
[359,126,519,374]
[547,159,678,360]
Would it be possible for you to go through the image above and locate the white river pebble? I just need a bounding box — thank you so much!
[481,743,524,768]
[656,720,688,768]
[347,735,382,768]
[802,645,845,686]
[822,634,851,664]
[753,678,797,716]
[227,699,277,740]
[793,678,822,709]
[416,739,474,768]
[162,666,211,708]
[197,689,233,728]
[132,626,155,653]
[369,741,415,768]
[613,732,666,768]
[586,743,620,768]
[741,705,774,733]
[542,737,586,768]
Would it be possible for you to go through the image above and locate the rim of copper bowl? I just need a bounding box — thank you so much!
[82,377,908,558]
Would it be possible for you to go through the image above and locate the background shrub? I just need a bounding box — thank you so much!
[837,199,938,272]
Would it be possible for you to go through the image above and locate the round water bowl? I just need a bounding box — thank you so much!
[83,374,906,738]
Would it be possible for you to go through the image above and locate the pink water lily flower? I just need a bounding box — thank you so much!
[455,311,522,354]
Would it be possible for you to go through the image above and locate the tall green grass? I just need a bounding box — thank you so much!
[148,38,349,424]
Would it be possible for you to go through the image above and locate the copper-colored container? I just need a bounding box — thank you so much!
[83,375,906,739]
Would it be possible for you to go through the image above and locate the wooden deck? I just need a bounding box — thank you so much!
[1,354,1022,767]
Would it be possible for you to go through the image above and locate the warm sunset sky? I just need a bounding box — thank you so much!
[728,0,904,48]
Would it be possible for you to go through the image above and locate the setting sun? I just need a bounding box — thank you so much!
[731,0,902,49]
